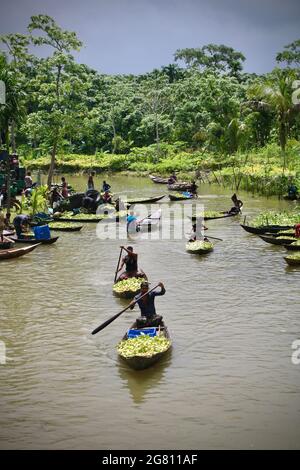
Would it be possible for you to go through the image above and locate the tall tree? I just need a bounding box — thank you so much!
[174,44,245,77]
[276,39,300,67]
[28,15,82,187]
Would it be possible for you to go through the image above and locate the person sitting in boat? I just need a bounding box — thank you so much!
[13,214,31,239]
[294,223,300,238]
[0,209,5,242]
[228,193,243,215]
[168,172,177,185]
[117,246,142,280]
[102,190,112,204]
[127,211,139,233]
[190,181,198,196]
[87,171,96,190]
[61,177,69,198]
[288,182,298,199]
[189,223,208,242]
[130,281,165,328]
[50,187,63,209]
[102,180,111,192]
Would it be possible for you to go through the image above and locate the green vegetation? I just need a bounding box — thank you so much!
[113,277,143,296]
[117,335,171,358]
[1,16,299,196]
[48,222,82,229]
[250,211,300,227]
[186,241,214,252]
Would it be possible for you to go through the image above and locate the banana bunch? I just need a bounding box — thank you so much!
[186,240,213,251]
[117,335,171,358]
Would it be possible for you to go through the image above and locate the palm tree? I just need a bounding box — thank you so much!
[247,68,299,169]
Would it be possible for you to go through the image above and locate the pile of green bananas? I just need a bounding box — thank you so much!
[117,335,171,358]
[291,240,300,246]
[60,211,127,220]
[113,277,143,295]
[186,240,213,251]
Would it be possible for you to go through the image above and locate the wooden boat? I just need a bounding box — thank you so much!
[118,321,171,370]
[190,212,237,221]
[113,272,147,299]
[10,236,59,245]
[284,243,300,251]
[58,211,127,223]
[127,195,165,205]
[169,193,193,201]
[0,243,39,261]
[283,195,300,201]
[186,240,214,254]
[48,223,83,232]
[168,183,192,191]
[3,230,15,237]
[240,224,293,235]
[284,256,300,266]
[138,209,162,232]
[259,235,296,246]
[149,175,169,184]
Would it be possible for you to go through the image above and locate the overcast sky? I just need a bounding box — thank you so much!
[0,0,299,75]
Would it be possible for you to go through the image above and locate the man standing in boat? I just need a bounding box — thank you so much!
[130,281,165,328]
[117,246,142,280]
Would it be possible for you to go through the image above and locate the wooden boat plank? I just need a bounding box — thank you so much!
[0,243,40,260]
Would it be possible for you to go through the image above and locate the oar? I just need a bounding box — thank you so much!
[114,247,123,283]
[91,284,160,335]
[205,235,223,242]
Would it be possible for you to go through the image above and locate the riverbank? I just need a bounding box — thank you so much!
[22,141,300,197]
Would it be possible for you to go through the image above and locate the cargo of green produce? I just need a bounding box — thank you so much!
[113,277,144,298]
[251,211,300,228]
[117,335,171,358]
[186,240,214,254]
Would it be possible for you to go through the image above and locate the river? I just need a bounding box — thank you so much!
[0,175,300,449]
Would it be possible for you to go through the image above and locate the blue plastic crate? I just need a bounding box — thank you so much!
[127,328,157,339]
[33,225,51,240]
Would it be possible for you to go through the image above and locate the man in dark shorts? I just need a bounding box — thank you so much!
[117,246,140,280]
[130,281,165,328]
[13,214,31,239]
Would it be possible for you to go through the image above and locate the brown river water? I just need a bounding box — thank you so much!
[0,175,300,449]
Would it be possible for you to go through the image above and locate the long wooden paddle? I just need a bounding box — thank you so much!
[205,235,223,242]
[91,284,160,335]
[114,247,123,283]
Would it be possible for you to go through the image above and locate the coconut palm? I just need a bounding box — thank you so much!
[247,68,300,168]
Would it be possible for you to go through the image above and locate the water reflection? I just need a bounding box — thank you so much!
[117,353,172,405]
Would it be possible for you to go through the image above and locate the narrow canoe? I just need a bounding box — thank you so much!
[190,212,237,221]
[10,236,59,245]
[169,193,194,201]
[118,321,171,370]
[284,256,300,266]
[240,224,294,235]
[0,243,40,261]
[127,195,165,205]
[168,183,192,191]
[186,241,214,254]
[149,175,169,184]
[259,235,296,246]
[48,224,83,232]
[58,211,127,223]
[113,272,148,299]
[284,243,300,251]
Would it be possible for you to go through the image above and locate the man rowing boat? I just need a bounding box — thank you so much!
[130,281,165,328]
[117,246,144,281]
